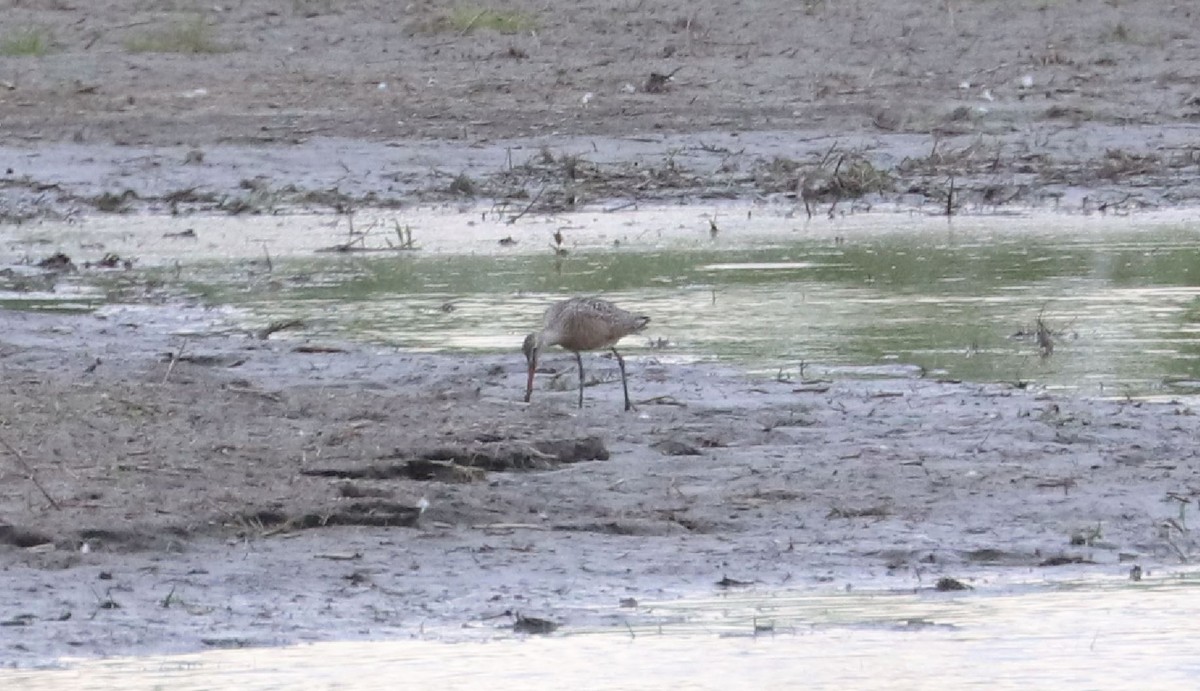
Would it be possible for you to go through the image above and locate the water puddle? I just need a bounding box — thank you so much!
[7,574,1199,689]
[4,206,1200,396]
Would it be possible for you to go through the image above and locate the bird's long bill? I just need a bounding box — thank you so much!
[523,359,537,403]
[524,358,536,403]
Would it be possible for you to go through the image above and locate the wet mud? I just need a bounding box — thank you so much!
[1,307,1197,661]
[3,1,1200,220]
[3,0,1200,665]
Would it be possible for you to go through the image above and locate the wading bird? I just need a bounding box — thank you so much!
[522,297,650,411]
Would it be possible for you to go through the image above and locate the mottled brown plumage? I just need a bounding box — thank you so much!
[522,297,650,410]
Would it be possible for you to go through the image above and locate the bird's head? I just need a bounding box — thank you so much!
[521,332,538,366]
[522,333,539,403]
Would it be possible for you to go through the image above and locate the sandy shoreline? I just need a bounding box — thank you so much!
[2,306,1197,661]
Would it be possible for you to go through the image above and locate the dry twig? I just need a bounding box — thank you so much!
[506,185,547,225]
[162,338,189,383]
[0,432,61,510]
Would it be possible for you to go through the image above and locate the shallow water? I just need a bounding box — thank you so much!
[8,574,1200,689]
[3,206,1200,395]
[5,207,1200,684]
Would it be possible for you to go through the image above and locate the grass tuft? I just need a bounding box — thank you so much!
[1,27,51,57]
[1101,22,1161,47]
[125,16,232,54]
[449,173,477,196]
[430,7,539,35]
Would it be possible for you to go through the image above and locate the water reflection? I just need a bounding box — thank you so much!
[8,576,1200,690]
[189,219,1200,396]
[5,209,1200,396]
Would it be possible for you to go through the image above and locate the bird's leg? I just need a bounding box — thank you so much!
[522,335,538,403]
[575,351,585,408]
[612,347,635,412]
[524,345,537,403]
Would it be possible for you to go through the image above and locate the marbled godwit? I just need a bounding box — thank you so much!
[522,296,650,411]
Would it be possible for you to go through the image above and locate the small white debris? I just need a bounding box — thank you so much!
[181,88,208,99]
[621,83,637,94]
[580,91,594,106]
[1019,74,1034,89]
[958,80,971,90]
[981,88,995,102]
[377,82,388,91]
[426,77,437,86]
[417,496,430,515]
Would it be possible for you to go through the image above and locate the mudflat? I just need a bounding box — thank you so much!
[1,0,1199,663]
[1,305,1196,660]
[2,0,1200,217]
